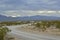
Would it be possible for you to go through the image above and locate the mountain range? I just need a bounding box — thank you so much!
[0,15,60,22]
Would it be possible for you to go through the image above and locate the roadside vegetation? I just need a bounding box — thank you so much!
[0,25,11,40]
[0,21,30,26]
[0,21,30,40]
[0,20,60,38]
[33,21,60,32]
[17,20,60,35]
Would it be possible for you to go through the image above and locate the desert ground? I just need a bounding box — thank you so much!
[6,24,60,40]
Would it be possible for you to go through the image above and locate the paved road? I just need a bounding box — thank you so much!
[7,24,60,40]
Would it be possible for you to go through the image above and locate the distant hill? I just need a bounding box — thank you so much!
[0,15,60,22]
[0,15,14,21]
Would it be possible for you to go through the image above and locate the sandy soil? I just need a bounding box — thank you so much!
[5,34,22,40]
[16,25,60,36]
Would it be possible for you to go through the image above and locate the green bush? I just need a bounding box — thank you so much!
[34,21,60,32]
[0,26,10,40]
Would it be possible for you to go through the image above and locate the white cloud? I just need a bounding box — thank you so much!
[58,11,60,13]
[2,10,20,16]
[38,11,46,13]
[1,10,60,17]
[47,11,56,13]
[11,16,17,17]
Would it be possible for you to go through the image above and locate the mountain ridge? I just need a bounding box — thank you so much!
[0,15,60,22]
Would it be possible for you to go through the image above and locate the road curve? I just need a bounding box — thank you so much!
[7,24,60,40]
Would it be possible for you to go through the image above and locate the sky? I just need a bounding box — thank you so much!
[0,0,60,17]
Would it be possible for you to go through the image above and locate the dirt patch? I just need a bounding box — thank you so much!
[5,34,22,40]
[16,26,60,36]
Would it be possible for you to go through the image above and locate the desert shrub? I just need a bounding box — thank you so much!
[0,26,10,40]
